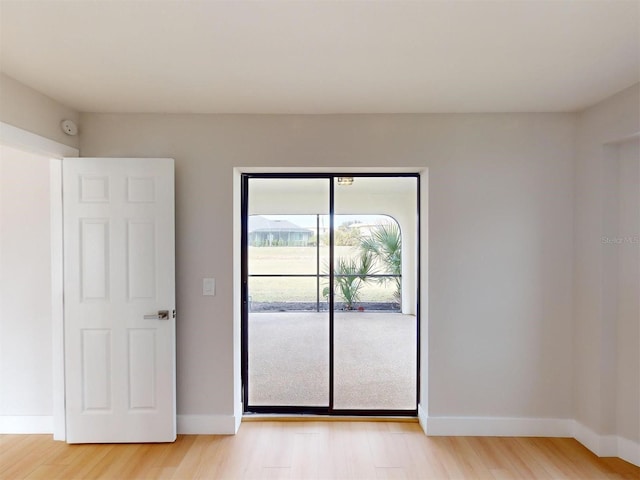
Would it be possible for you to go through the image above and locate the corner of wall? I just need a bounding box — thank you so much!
[573,420,640,467]
[572,82,640,467]
[0,73,80,149]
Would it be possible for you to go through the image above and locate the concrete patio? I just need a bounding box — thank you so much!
[248,311,417,410]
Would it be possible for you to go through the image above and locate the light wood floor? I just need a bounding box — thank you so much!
[1,421,638,479]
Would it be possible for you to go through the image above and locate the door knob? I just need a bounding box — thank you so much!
[144,310,169,320]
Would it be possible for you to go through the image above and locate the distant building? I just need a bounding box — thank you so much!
[344,221,378,237]
[248,216,313,246]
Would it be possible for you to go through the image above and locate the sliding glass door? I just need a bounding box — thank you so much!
[332,176,418,411]
[242,174,419,415]
[244,177,330,409]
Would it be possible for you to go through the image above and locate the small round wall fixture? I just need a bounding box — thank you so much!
[60,119,78,136]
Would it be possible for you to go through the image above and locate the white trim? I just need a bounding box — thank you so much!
[237,166,422,174]
[417,404,428,434]
[234,413,242,433]
[1,123,77,442]
[0,416,53,434]
[177,414,240,435]
[617,436,640,467]
[418,169,429,435]
[425,416,573,437]
[233,166,427,431]
[572,420,617,457]
[232,169,244,436]
[573,420,640,467]
[422,417,639,466]
[0,122,78,158]
[50,159,65,441]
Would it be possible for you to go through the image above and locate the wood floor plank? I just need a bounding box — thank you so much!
[90,444,145,479]
[0,435,63,479]
[490,467,520,480]
[466,437,515,473]
[0,435,39,475]
[318,420,352,479]
[403,434,451,479]
[22,464,69,480]
[159,435,197,469]
[243,422,282,479]
[170,435,217,479]
[0,421,638,480]
[427,436,469,479]
[450,437,496,480]
[548,437,612,479]
[600,457,640,480]
[261,423,295,469]
[289,431,322,479]
[528,437,596,479]
[194,436,233,480]
[375,466,408,479]
[147,466,176,480]
[478,437,529,479]
[502,437,556,479]
[366,423,413,469]
[343,422,379,479]
[45,444,115,480]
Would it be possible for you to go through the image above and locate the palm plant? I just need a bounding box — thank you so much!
[358,222,402,304]
[323,251,376,310]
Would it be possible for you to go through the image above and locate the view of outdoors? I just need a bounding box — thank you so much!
[245,175,418,412]
[248,214,401,312]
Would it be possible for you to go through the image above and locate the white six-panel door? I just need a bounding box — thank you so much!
[63,158,176,443]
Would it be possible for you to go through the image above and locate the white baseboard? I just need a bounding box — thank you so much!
[234,411,242,433]
[1,414,243,436]
[572,420,617,456]
[617,436,640,467]
[425,415,573,437]
[2,412,636,466]
[422,416,638,467]
[0,415,53,434]
[417,404,428,434]
[177,414,240,435]
[573,420,640,467]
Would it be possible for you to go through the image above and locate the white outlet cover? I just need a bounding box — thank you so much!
[203,278,215,296]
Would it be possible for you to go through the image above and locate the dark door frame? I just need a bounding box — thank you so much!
[241,172,420,416]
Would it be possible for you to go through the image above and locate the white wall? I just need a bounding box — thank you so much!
[0,73,78,435]
[615,139,639,446]
[0,73,80,149]
[573,83,640,464]
[79,112,575,429]
[0,144,53,428]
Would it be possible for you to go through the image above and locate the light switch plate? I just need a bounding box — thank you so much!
[203,278,215,296]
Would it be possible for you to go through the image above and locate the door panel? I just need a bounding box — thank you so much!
[246,177,330,408]
[63,157,176,443]
[332,176,418,411]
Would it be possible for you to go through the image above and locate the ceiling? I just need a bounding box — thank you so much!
[1,1,638,114]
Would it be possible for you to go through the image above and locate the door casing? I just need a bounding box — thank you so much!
[0,122,78,440]
[240,172,421,416]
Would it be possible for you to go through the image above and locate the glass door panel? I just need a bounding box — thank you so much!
[332,176,418,410]
[246,177,329,407]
